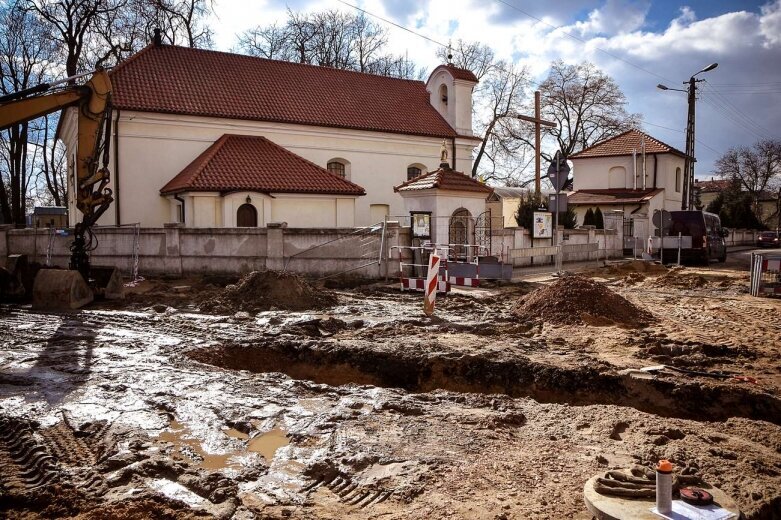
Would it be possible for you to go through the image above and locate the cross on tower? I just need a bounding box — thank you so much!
[515,91,556,195]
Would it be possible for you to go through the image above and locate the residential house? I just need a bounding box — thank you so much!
[568,129,687,238]
[59,41,480,228]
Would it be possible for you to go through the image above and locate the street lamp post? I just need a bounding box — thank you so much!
[657,63,718,210]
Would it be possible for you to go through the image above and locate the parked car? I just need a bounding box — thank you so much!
[757,231,781,248]
[668,210,728,264]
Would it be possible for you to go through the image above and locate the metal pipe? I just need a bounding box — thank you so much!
[174,194,185,224]
[114,109,121,226]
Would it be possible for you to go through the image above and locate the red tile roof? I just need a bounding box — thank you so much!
[693,179,730,193]
[568,188,662,205]
[394,166,492,194]
[111,44,461,139]
[430,64,479,83]
[570,129,687,159]
[160,134,365,196]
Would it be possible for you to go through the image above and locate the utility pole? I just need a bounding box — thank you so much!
[682,76,697,210]
[657,62,718,210]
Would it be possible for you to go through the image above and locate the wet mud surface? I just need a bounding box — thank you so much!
[2,261,781,519]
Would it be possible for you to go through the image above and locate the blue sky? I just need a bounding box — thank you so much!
[212,0,781,181]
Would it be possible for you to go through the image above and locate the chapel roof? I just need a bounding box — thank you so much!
[160,134,365,196]
[394,166,493,194]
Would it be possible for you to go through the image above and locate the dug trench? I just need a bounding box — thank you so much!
[187,339,781,426]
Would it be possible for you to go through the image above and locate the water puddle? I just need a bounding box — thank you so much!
[157,420,241,471]
[248,428,289,461]
[156,419,289,471]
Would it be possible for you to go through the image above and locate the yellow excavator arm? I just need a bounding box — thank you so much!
[0,69,113,224]
[0,69,114,298]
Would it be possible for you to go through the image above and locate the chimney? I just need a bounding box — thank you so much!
[153,28,162,46]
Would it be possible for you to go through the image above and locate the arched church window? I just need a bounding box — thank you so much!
[327,161,346,179]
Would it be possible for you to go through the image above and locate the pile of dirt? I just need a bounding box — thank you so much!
[512,274,653,328]
[603,260,667,276]
[648,269,708,290]
[199,270,337,313]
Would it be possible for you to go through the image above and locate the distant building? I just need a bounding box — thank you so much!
[26,206,67,228]
[485,187,528,229]
[694,178,780,229]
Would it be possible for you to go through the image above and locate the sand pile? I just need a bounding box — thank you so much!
[513,274,653,327]
[200,270,337,313]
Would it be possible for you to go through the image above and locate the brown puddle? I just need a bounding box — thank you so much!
[247,428,289,461]
[156,420,289,470]
[157,420,241,471]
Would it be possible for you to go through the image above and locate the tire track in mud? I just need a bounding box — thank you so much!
[0,414,117,497]
[0,416,59,492]
[303,471,393,509]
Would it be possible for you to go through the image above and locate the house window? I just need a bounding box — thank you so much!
[327,161,346,179]
[675,167,682,193]
[237,203,257,227]
[407,166,422,181]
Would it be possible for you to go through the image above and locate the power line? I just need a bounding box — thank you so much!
[335,0,449,49]
[642,120,721,154]
[701,80,775,139]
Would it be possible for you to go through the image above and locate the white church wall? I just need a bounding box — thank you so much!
[59,110,476,228]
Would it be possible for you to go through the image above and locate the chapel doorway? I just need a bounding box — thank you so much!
[237,203,258,227]
[449,208,473,260]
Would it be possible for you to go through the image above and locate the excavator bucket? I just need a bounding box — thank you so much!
[31,266,124,310]
[89,266,125,300]
[32,269,94,310]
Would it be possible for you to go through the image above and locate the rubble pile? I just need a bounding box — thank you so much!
[200,270,337,313]
[513,274,653,327]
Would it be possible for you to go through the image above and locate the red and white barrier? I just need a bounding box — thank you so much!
[423,251,441,316]
[400,278,450,293]
[448,276,480,287]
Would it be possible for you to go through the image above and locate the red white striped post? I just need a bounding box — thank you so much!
[423,249,441,316]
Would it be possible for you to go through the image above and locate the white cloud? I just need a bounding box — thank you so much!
[760,0,781,47]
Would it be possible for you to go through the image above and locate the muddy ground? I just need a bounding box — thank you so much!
[1,255,780,519]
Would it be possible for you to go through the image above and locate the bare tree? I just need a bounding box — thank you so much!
[715,139,781,213]
[0,3,57,224]
[236,9,420,79]
[436,39,496,81]
[145,0,213,48]
[471,62,532,182]
[537,61,640,161]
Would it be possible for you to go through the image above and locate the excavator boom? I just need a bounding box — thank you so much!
[0,69,121,309]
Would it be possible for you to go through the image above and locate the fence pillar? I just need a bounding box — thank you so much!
[266,222,286,271]
[163,223,183,277]
[0,224,10,266]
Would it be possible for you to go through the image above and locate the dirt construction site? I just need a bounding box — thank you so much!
[1,254,780,519]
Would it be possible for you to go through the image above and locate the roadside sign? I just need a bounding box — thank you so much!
[533,211,553,238]
[652,209,672,236]
[549,193,568,213]
[547,151,570,192]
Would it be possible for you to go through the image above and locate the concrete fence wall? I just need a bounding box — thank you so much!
[1,223,397,279]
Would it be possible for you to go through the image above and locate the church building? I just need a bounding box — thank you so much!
[59,40,480,228]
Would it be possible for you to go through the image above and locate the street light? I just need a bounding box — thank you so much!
[657,63,718,210]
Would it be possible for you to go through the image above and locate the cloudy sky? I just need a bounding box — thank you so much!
[209,0,781,179]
